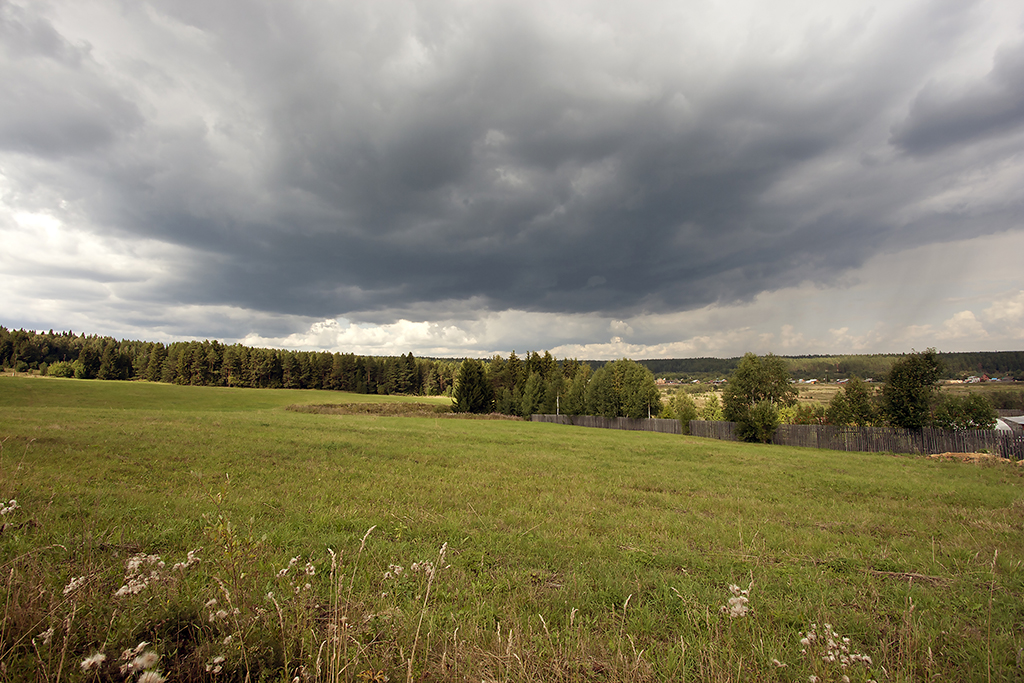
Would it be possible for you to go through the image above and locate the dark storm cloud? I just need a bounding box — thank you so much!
[891,40,1024,154]
[5,0,1024,331]
[0,1,142,157]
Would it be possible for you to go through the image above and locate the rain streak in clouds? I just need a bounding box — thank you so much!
[1,0,1023,358]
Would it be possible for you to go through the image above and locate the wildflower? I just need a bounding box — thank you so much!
[63,575,88,596]
[205,655,226,674]
[771,659,787,668]
[81,652,107,670]
[223,635,233,645]
[809,677,819,683]
[304,561,316,576]
[720,583,751,618]
[132,651,160,670]
[173,550,201,570]
[137,671,166,683]
[1,499,20,515]
[37,627,54,646]
[122,642,150,659]
[205,598,218,608]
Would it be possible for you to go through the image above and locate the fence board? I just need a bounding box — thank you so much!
[691,421,1024,460]
[532,414,1024,460]
[531,415,681,434]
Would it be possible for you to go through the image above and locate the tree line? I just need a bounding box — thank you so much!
[2,327,1018,426]
[0,328,586,415]
[685,350,1006,443]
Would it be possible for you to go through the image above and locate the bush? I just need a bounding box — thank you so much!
[826,377,878,426]
[46,361,76,378]
[988,390,1024,411]
[736,400,781,443]
[933,394,997,430]
[782,403,827,425]
[699,394,724,421]
[671,392,699,434]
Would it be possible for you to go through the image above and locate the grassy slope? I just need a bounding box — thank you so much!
[1,377,1022,682]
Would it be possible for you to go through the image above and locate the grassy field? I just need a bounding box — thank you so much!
[1,377,1022,682]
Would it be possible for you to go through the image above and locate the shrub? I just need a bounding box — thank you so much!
[46,361,76,378]
[671,392,699,434]
[933,394,997,430]
[736,400,781,443]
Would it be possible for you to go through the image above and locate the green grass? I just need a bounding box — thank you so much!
[1,376,1023,682]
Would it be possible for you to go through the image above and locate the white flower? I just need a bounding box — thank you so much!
[80,652,107,670]
[63,575,88,596]
[132,650,160,670]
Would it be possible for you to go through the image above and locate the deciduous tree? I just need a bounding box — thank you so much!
[882,349,942,429]
[723,353,797,441]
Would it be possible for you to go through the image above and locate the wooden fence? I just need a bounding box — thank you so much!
[531,415,682,434]
[690,420,1024,460]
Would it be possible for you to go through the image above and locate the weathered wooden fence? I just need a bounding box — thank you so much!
[690,420,1024,460]
[531,415,682,434]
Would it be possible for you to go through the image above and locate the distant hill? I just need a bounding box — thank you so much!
[588,351,1024,381]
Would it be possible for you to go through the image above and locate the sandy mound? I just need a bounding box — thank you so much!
[928,452,1004,463]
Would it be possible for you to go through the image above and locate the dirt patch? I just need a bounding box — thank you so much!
[286,403,523,420]
[928,452,1006,464]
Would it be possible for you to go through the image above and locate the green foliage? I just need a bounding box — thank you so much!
[723,353,797,442]
[451,359,494,414]
[584,358,661,419]
[781,402,827,425]
[826,376,878,426]
[737,399,781,443]
[671,391,699,434]
[562,364,591,415]
[933,393,998,430]
[45,360,76,378]
[519,372,547,416]
[699,393,724,421]
[987,389,1024,410]
[882,349,942,429]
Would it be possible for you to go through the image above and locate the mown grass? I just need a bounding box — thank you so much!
[1,376,1022,682]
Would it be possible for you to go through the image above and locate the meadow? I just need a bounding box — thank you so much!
[1,376,1022,682]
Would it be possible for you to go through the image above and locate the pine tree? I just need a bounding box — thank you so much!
[452,359,494,413]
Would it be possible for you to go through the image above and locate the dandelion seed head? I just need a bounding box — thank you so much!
[63,575,87,596]
[80,652,106,670]
[137,671,166,683]
[132,651,160,670]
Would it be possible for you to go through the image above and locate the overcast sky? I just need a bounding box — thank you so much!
[2,0,1023,359]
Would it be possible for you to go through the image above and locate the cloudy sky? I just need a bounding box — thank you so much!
[2,0,1023,359]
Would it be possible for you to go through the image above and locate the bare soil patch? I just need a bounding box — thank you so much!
[286,402,523,419]
[928,451,1006,464]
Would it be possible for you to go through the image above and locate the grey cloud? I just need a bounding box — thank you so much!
[0,2,143,157]
[891,41,1024,154]
[4,0,1024,339]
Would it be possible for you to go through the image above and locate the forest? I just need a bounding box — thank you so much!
[2,327,1022,414]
